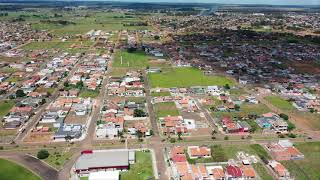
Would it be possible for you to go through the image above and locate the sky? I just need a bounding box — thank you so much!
[106,0,320,6]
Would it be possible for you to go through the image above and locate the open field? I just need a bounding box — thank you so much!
[265,95,295,111]
[252,163,273,180]
[154,102,179,118]
[79,89,100,98]
[0,100,15,119]
[213,103,271,119]
[113,50,149,69]
[148,67,235,88]
[44,150,73,170]
[22,41,93,53]
[151,91,171,97]
[295,111,320,131]
[282,142,320,180]
[120,151,154,180]
[0,158,41,180]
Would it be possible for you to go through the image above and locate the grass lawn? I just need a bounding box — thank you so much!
[0,158,41,180]
[295,112,320,131]
[213,103,271,119]
[79,89,100,98]
[44,150,73,170]
[265,95,295,111]
[22,41,93,53]
[120,151,154,180]
[148,67,235,88]
[151,91,171,97]
[250,144,271,159]
[0,100,15,119]
[110,67,130,76]
[113,50,149,69]
[252,163,273,180]
[154,102,179,118]
[282,142,320,180]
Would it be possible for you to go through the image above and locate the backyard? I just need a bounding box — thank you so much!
[148,67,235,88]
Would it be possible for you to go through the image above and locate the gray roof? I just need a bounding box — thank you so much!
[75,150,130,170]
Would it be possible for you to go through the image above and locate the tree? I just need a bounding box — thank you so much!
[133,109,146,117]
[37,149,49,159]
[177,132,182,140]
[64,135,73,142]
[154,35,160,40]
[16,89,26,97]
[224,136,229,140]
[224,84,230,90]
[287,122,296,132]
[279,113,289,121]
[76,81,84,90]
[234,104,240,111]
[136,130,143,141]
[169,138,176,143]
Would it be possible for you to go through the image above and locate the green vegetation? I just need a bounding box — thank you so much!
[154,102,179,118]
[252,163,273,180]
[79,89,100,98]
[282,142,320,180]
[0,100,15,119]
[22,41,93,54]
[265,95,295,111]
[213,103,271,124]
[0,158,41,180]
[44,150,73,169]
[151,91,171,97]
[250,144,271,159]
[120,151,154,180]
[114,50,149,68]
[148,67,235,88]
[37,149,50,159]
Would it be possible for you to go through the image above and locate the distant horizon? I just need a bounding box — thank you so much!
[4,0,320,6]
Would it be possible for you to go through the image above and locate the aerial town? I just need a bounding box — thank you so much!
[0,1,319,180]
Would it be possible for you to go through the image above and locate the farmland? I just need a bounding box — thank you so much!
[148,67,235,88]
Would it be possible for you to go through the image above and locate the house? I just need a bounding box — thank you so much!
[53,124,82,140]
[269,161,290,178]
[187,146,211,159]
[226,165,242,179]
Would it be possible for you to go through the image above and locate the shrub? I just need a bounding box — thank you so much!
[169,138,176,143]
[279,113,289,121]
[37,149,49,159]
[224,136,229,140]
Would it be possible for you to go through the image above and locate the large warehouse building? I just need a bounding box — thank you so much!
[74,149,135,175]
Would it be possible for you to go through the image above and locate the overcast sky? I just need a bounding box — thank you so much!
[107,0,320,5]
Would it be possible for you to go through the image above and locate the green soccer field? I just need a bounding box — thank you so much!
[0,158,41,180]
[148,67,235,88]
